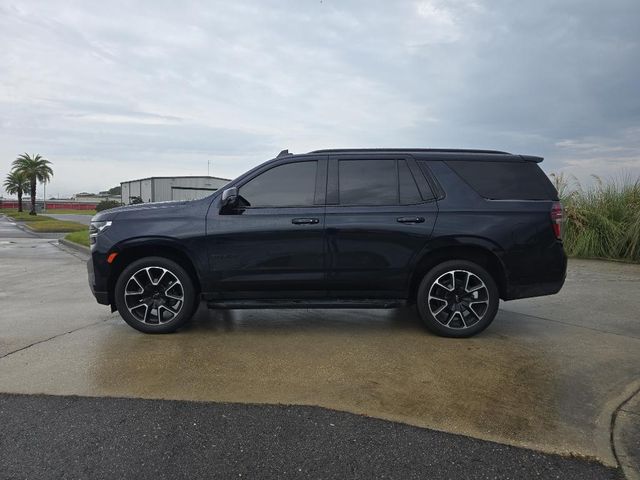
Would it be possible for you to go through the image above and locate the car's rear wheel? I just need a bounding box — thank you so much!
[114,256,198,333]
[416,260,499,337]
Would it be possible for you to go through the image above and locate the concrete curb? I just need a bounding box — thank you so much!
[21,223,38,233]
[58,238,91,255]
[612,384,640,480]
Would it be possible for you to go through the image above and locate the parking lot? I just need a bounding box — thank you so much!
[1,215,638,478]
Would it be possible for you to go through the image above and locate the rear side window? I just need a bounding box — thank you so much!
[239,161,317,207]
[338,159,425,205]
[339,160,397,205]
[398,160,422,204]
[446,160,558,200]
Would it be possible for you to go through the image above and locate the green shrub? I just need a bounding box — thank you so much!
[96,200,122,212]
[551,173,640,263]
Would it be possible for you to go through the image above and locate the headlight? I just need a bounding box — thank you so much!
[89,220,112,244]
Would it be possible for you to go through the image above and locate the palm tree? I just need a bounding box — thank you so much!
[12,153,53,215]
[3,170,30,212]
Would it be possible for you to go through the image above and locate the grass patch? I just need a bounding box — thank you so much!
[25,220,87,233]
[551,173,640,263]
[1,210,49,222]
[2,209,88,232]
[1,208,95,216]
[65,229,90,247]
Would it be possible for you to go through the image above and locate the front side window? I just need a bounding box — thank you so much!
[239,161,317,207]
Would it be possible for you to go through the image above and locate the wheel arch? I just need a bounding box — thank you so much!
[409,239,508,302]
[107,239,202,306]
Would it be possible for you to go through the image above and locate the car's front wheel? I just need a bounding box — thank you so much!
[416,260,499,338]
[114,256,198,333]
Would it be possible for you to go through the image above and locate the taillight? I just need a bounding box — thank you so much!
[550,202,563,239]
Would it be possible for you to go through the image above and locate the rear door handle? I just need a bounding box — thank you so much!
[292,218,319,225]
[397,216,425,224]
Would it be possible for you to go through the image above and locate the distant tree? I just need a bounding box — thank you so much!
[108,186,121,195]
[96,199,122,212]
[3,170,30,212]
[130,196,143,204]
[12,153,53,215]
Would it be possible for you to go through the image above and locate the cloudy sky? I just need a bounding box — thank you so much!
[1,0,639,197]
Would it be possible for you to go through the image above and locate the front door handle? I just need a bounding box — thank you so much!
[292,218,319,225]
[397,216,425,224]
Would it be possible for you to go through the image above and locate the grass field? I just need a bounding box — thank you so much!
[65,229,90,247]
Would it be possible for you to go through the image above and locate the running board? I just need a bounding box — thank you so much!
[206,299,408,310]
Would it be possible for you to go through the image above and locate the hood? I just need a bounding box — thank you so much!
[91,199,205,222]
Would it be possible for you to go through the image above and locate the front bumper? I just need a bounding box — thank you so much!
[87,257,110,305]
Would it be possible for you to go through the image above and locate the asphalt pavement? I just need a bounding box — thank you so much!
[0,393,622,480]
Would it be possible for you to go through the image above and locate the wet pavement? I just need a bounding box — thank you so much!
[0,214,638,476]
[0,215,35,239]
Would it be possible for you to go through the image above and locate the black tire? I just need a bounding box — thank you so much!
[114,256,198,333]
[416,260,499,338]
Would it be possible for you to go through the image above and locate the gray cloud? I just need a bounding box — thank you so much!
[1,0,639,196]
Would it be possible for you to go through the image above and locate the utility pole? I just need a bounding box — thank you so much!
[207,160,210,176]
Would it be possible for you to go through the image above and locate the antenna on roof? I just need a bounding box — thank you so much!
[277,149,290,158]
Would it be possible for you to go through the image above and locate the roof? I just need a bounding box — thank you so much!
[298,148,542,163]
[308,148,511,155]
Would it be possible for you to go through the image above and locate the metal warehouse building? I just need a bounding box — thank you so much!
[121,176,230,204]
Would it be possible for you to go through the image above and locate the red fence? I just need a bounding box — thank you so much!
[0,200,98,210]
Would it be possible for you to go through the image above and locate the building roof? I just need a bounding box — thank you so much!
[121,175,231,184]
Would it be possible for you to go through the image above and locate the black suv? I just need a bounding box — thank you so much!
[88,148,566,337]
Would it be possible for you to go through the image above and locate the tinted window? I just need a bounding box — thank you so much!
[446,160,558,200]
[399,160,423,204]
[339,160,397,205]
[239,161,317,207]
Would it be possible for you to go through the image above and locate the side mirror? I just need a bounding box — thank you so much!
[220,187,238,212]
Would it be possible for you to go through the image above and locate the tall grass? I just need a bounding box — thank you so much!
[550,173,640,263]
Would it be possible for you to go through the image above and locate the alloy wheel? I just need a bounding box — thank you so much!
[124,266,184,324]
[427,269,490,329]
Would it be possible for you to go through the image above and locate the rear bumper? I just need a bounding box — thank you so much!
[504,276,566,300]
[503,243,567,300]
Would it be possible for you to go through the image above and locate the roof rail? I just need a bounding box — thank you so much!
[277,149,291,158]
[308,148,511,155]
